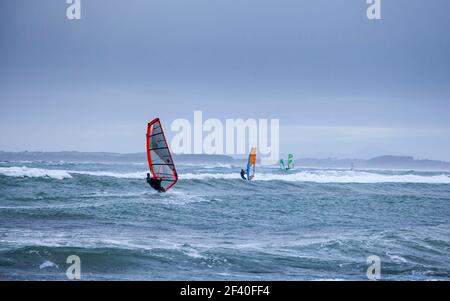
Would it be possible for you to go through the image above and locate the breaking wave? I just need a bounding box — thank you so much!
[1,166,449,184]
[181,170,450,184]
[0,166,73,180]
[0,166,144,180]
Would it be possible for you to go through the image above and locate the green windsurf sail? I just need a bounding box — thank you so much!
[287,153,294,169]
[279,159,285,170]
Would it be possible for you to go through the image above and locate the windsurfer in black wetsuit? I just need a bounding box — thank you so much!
[146,173,165,192]
[240,169,247,180]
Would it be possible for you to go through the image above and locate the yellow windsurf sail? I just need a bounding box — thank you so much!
[246,147,256,180]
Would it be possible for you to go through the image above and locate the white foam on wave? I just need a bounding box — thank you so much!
[259,170,450,184]
[179,162,234,169]
[71,170,145,179]
[39,260,59,269]
[0,166,146,180]
[1,166,449,184]
[180,170,450,184]
[387,253,408,263]
[180,173,238,180]
[0,166,72,180]
[203,163,234,169]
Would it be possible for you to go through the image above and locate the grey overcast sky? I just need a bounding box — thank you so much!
[1,0,449,160]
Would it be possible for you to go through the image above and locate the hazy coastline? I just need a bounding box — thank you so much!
[1,151,450,171]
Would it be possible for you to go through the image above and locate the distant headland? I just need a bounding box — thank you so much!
[1,152,449,171]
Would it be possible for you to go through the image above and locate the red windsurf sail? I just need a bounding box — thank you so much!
[146,118,178,192]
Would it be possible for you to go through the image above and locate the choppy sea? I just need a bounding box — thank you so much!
[0,160,449,280]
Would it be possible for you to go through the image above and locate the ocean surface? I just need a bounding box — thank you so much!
[0,160,449,280]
